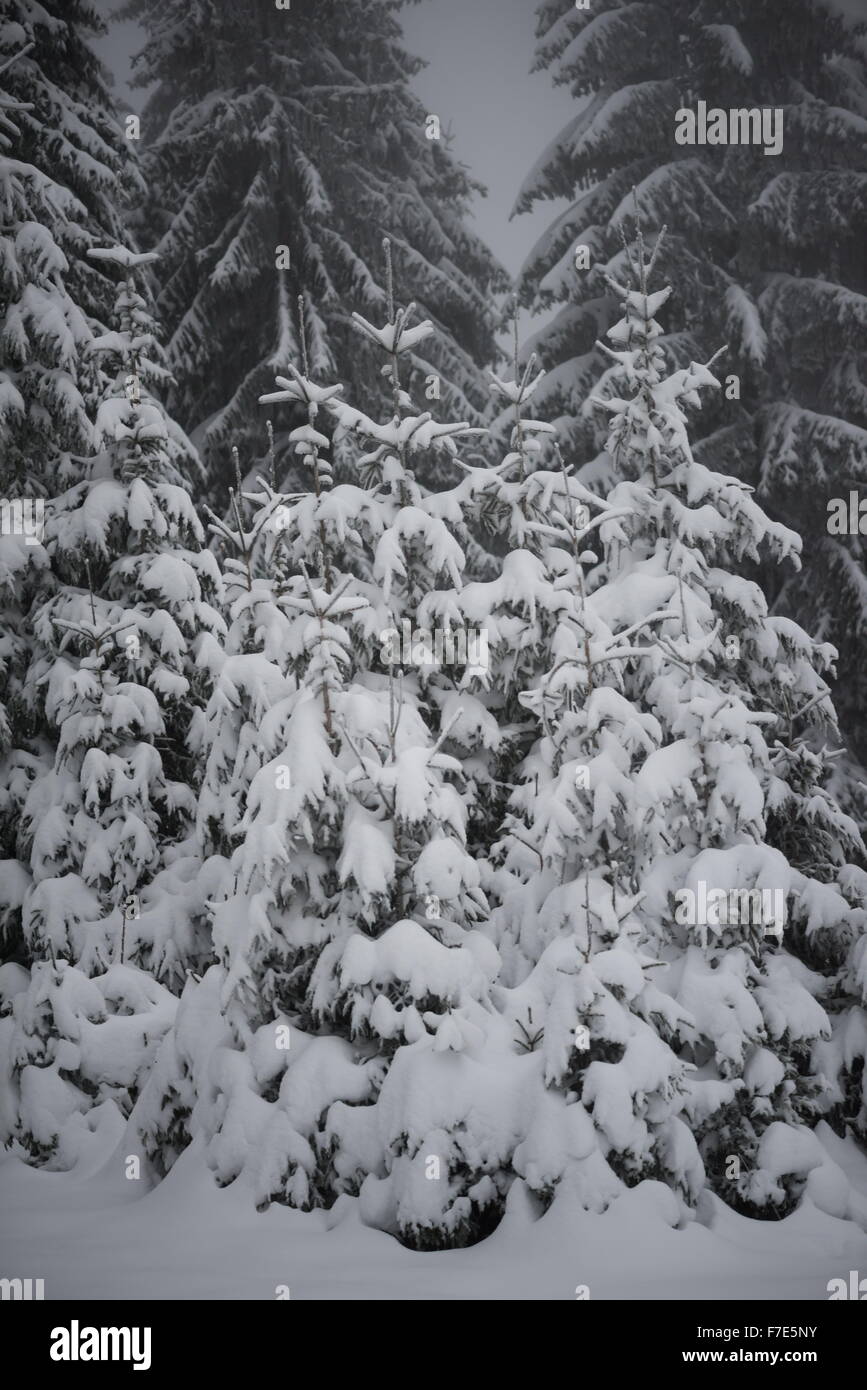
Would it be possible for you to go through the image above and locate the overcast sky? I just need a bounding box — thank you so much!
[91,0,573,283]
[401,0,573,277]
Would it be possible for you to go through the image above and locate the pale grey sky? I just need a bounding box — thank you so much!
[92,0,573,282]
[401,0,573,277]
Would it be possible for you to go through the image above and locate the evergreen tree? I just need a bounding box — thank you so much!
[133,259,511,1248]
[515,0,867,765]
[1,246,226,1167]
[492,233,867,1219]
[0,56,46,957]
[16,245,225,979]
[0,953,178,1169]
[118,0,507,492]
[0,3,143,955]
[0,2,138,497]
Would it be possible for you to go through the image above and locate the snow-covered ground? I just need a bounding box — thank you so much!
[3,1122,866,1301]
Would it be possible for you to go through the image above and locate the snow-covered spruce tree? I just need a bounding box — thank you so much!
[133,264,520,1249]
[492,232,867,1221]
[0,955,179,1170]
[515,0,867,766]
[110,444,295,1183]
[0,3,138,494]
[118,0,506,493]
[0,7,141,956]
[453,315,700,1216]
[18,244,225,980]
[0,247,226,1168]
[0,54,53,961]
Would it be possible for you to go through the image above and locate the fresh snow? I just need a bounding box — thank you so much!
[1,1124,865,1299]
